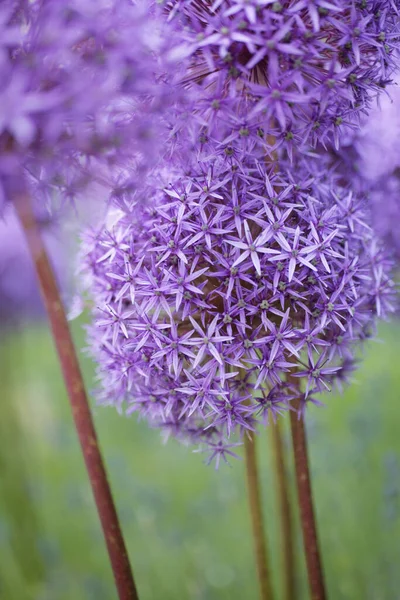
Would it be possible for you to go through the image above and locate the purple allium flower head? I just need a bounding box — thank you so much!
[165,0,400,156]
[0,0,179,211]
[81,153,395,464]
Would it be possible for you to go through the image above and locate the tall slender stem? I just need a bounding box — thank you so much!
[14,193,139,600]
[244,432,274,600]
[288,379,326,600]
[270,420,296,600]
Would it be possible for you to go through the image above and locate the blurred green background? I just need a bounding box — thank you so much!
[0,319,399,600]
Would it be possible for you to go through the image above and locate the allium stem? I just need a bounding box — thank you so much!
[270,421,296,600]
[14,193,139,600]
[288,380,326,600]
[244,432,274,600]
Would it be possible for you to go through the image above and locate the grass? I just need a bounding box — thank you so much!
[0,319,399,599]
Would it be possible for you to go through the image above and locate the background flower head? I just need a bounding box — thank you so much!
[330,77,400,263]
[0,0,180,212]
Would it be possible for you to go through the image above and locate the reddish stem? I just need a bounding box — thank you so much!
[289,389,326,600]
[244,432,274,600]
[271,421,296,600]
[14,194,138,600]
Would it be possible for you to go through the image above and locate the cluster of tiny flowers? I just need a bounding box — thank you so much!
[163,0,400,162]
[78,0,399,464]
[330,78,400,263]
[82,153,395,463]
[0,0,177,211]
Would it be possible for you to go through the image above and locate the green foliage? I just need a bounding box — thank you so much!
[0,321,399,599]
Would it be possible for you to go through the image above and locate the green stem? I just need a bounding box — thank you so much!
[270,420,296,600]
[14,192,139,600]
[244,432,275,600]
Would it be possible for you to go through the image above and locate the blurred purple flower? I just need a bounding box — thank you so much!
[357,80,400,181]
[330,77,400,262]
[0,0,179,211]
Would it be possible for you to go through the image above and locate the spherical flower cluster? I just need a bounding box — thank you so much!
[166,0,400,156]
[82,154,394,463]
[0,0,178,211]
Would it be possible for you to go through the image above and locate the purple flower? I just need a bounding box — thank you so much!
[81,152,395,463]
[165,0,400,157]
[329,76,400,262]
[194,439,243,469]
[0,0,179,211]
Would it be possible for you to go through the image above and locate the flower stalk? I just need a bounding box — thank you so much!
[270,421,296,600]
[14,192,138,600]
[289,379,326,600]
[244,432,274,600]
